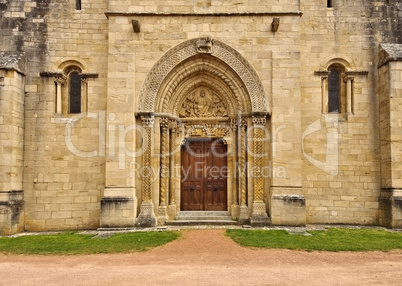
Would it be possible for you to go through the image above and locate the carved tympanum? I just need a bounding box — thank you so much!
[178,89,228,118]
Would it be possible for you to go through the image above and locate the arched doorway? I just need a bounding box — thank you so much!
[136,37,270,226]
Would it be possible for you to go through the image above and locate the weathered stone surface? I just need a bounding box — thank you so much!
[1,0,402,234]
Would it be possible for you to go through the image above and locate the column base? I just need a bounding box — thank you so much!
[135,201,157,227]
[157,205,168,225]
[167,204,177,220]
[231,203,240,220]
[270,195,306,226]
[100,187,137,228]
[0,190,24,235]
[250,201,270,226]
[379,188,402,229]
[238,204,250,225]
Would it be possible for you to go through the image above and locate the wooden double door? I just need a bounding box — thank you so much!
[181,139,228,211]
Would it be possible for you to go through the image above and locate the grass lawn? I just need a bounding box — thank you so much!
[226,228,402,252]
[0,231,180,255]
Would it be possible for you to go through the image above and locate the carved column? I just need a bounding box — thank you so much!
[321,76,328,114]
[230,118,239,219]
[345,76,354,115]
[54,76,66,114]
[250,115,270,226]
[80,77,88,113]
[158,117,169,224]
[238,117,249,223]
[167,119,178,220]
[136,114,157,227]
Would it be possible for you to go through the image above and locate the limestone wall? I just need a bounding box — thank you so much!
[108,0,300,13]
[20,0,109,231]
[299,0,385,224]
[388,61,402,189]
[0,70,25,192]
[0,69,25,235]
[0,0,401,231]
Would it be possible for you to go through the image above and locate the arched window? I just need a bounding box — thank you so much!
[328,67,340,113]
[50,60,97,115]
[327,64,346,114]
[69,71,81,114]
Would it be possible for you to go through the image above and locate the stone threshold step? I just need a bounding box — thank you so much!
[175,216,233,221]
[177,211,230,216]
[166,220,238,226]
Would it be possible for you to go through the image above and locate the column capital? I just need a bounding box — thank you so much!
[169,119,178,132]
[252,115,266,126]
[343,76,354,83]
[54,76,66,85]
[238,117,248,127]
[140,113,155,127]
[160,117,169,130]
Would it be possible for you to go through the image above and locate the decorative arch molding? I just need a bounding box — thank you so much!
[138,37,268,114]
[57,58,89,74]
[321,55,356,71]
[157,56,249,116]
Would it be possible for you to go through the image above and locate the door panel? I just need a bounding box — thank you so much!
[181,142,204,210]
[181,139,227,211]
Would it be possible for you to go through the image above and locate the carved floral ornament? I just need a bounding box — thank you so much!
[184,124,232,138]
[178,88,228,118]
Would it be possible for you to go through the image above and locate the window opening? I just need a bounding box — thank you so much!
[328,68,340,113]
[76,0,81,10]
[69,71,81,113]
[327,0,333,8]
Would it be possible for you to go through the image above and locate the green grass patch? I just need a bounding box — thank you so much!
[226,228,402,252]
[0,231,180,255]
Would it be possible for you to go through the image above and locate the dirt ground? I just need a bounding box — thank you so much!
[0,229,401,286]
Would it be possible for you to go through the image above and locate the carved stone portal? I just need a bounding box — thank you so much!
[178,88,228,118]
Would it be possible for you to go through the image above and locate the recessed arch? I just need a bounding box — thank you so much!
[138,37,268,114]
[321,56,355,71]
[57,58,88,74]
[168,74,238,117]
[156,55,248,117]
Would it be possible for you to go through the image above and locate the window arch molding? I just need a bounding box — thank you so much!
[56,59,89,115]
[57,59,88,74]
[315,57,356,116]
[321,56,355,72]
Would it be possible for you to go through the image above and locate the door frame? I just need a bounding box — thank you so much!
[180,137,228,211]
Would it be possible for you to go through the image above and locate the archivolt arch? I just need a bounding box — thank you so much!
[138,37,268,114]
[168,74,237,117]
[321,56,355,71]
[156,55,248,116]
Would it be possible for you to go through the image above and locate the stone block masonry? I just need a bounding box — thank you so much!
[0,0,401,233]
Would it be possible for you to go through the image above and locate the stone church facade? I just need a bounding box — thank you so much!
[1,0,401,234]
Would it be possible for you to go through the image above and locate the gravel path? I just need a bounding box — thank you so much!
[0,229,401,285]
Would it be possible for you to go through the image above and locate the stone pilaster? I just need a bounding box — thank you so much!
[0,69,25,235]
[250,115,270,226]
[136,114,157,227]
